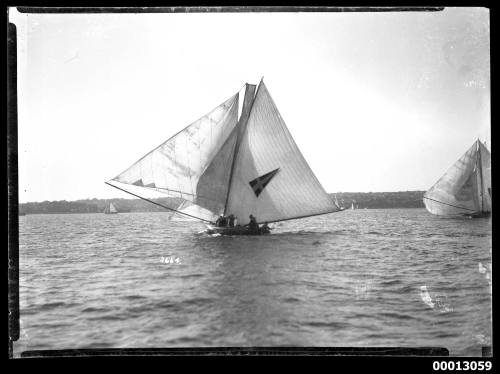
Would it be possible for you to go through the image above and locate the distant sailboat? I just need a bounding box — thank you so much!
[333,194,345,211]
[104,202,118,214]
[423,140,491,218]
[106,79,340,234]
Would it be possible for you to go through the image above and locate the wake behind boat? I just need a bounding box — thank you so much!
[106,79,340,235]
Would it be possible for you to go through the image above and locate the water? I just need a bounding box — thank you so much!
[14,209,491,356]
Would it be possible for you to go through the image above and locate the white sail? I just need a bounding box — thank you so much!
[424,140,488,215]
[224,81,338,224]
[110,94,239,218]
[109,203,117,213]
[173,200,217,222]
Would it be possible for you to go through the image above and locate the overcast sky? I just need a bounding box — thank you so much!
[10,7,490,203]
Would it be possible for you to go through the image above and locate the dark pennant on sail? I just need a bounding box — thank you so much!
[249,168,280,197]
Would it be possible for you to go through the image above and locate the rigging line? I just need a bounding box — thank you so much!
[105,181,214,223]
[112,181,226,203]
[237,82,247,95]
[260,207,344,225]
[422,196,477,212]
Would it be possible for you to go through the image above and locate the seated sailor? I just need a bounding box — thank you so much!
[215,215,228,227]
[248,214,259,230]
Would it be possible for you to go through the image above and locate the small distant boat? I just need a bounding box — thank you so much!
[334,194,345,211]
[106,79,341,234]
[104,202,118,214]
[423,139,491,218]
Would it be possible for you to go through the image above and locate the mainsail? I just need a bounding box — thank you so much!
[107,80,339,224]
[423,140,491,216]
[224,81,338,224]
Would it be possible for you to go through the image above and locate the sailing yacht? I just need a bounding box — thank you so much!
[423,140,491,218]
[334,194,345,211]
[104,202,118,214]
[106,79,340,234]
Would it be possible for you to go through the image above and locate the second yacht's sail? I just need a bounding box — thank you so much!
[423,140,491,216]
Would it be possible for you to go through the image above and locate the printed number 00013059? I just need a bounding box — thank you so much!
[433,361,491,371]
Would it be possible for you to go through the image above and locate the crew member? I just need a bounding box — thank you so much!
[216,215,227,227]
[248,214,258,231]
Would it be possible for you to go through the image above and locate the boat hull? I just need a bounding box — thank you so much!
[462,211,491,219]
[205,225,270,236]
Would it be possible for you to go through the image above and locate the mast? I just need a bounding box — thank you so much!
[223,82,257,215]
[477,140,485,212]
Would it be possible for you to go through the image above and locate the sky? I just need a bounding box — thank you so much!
[10,7,490,203]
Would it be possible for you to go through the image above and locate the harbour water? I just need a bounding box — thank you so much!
[14,209,491,356]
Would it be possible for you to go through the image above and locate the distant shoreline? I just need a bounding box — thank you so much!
[18,191,425,215]
[18,207,426,216]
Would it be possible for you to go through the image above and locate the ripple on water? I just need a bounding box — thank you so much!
[16,210,491,356]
